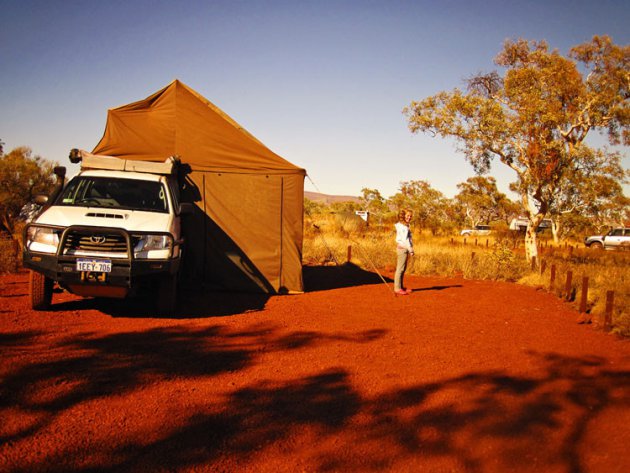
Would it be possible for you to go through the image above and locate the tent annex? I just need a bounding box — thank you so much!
[92,80,305,293]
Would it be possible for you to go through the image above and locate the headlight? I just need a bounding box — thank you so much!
[26,226,60,253]
[134,234,173,258]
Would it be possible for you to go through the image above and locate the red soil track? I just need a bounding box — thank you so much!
[1,266,630,472]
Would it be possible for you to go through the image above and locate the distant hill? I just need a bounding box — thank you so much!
[305,191,361,204]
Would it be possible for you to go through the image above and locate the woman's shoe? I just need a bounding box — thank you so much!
[395,289,408,296]
[405,288,413,294]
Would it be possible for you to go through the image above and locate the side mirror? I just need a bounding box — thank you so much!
[178,202,195,216]
[34,194,49,206]
[69,149,82,164]
[54,166,66,179]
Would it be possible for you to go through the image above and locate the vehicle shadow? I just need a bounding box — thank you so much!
[49,288,271,319]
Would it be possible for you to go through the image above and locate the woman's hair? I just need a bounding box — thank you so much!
[398,209,412,223]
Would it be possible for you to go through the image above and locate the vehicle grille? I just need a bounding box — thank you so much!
[62,231,130,254]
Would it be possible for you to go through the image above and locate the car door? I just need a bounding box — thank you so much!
[605,228,624,249]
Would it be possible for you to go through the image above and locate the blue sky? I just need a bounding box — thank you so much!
[1,0,628,199]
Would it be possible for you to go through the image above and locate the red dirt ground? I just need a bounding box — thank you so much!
[1,266,629,473]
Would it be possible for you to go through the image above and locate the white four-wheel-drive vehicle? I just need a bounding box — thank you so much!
[584,228,630,250]
[460,225,491,237]
[23,150,193,314]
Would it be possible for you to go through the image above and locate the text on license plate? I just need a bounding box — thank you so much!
[76,259,112,273]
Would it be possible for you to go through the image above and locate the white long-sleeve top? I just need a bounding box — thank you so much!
[395,222,414,252]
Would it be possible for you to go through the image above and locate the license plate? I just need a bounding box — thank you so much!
[76,258,112,273]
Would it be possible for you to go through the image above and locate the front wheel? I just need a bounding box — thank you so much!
[30,270,53,310]
[589,242,604,250]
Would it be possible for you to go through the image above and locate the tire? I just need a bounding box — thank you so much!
[156,274,177,315]
[30,270,53,310]
[589,242,604,250]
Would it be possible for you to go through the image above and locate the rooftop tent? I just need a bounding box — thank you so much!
[92,80,305,293]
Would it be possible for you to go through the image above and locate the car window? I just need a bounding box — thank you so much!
[611,229,623,236]
[57,176,169,213]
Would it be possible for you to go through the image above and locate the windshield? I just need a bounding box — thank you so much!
[57,176,169,213]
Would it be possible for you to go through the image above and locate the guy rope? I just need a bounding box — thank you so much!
[305,174,395,295]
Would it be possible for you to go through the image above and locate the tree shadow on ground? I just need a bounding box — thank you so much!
[114,353,630,473]
[303,263,392,292]
[2,321,629,473]
[0,325,386,450]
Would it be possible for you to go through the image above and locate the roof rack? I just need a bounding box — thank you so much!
[69,149,177,175]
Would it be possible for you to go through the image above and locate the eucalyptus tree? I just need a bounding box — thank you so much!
[455,176,515,228]
[547,149,628,241]
[360,187,388,222]
[389,179,450,235]
[404,36,629,262]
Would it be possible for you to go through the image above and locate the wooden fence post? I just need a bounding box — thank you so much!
[13,239,19,273]
[605,291,615,331]
[540,260,546,275]
[579,277,589,313]
[347,245,352,263]
[564,271,573,301]
[531,255,537,271]
[550,264,556,291]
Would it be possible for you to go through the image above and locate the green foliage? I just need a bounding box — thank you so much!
[0,147,58,238]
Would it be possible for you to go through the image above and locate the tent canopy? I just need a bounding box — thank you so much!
[94,80,304,174]
[93,80,305,293]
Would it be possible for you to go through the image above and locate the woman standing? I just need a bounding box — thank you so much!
[394,209,414,295]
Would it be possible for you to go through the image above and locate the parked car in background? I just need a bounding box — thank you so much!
[509,217,552,232]
[460,225,491,237]
[584,228,630,250]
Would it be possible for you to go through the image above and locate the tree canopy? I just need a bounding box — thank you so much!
[454,176,515,227]
[0,146,58,239]
[404,35,629,261]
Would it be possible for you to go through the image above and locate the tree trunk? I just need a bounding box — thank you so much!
[521,194,546,265]
[524,224,539,264]
[551,219,561,244]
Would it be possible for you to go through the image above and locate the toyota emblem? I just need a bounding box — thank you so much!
[89,235,107,245]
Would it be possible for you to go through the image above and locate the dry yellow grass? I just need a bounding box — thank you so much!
[303,215,630,336]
